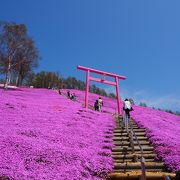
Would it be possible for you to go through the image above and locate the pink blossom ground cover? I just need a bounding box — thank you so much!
[0,88,180,179]
[61,89,118,115]
[63,89,180,172]
[0,88,115,180]
[131,106,180,172]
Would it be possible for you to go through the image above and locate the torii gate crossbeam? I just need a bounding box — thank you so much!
[77,65,126,115]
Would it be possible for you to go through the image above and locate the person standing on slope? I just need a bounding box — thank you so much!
[123,98,133,119]
[97,97,103,111]
[123,98,133,129]
[67,91,71,98]
[94,100,99,111]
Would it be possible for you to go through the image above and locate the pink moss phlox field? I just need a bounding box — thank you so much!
[61,89,180,172]
[1,88,180,179]
[62,89,118,114]
[131,106,180,172]
[0,88,115,179]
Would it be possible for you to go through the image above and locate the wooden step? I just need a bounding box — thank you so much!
[114,129,146,133]
[108,171,176,180]
[113,162,164,170]
[115,122,137,125]
[112,153,157,159]
[113,136,148,141]
[113,136,147,139]
[114,126,145,130]
[116,127,143,131]
[113,158,156,163]
[116,125,139,128]
[114,141,150,146]
[115,122,138,125]
[113,132,147,136]
[113,169,165,173]
[112,146,154,152]
[112,151,154,156]
[114,145,146,149]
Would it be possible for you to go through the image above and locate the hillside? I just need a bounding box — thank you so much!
[63,89,180,172]
[132,106,180,172]
[0,88,114,179]
[0,88,179,180]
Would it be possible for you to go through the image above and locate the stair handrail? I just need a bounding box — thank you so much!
[129,119,144,157]
[128,118,146,180]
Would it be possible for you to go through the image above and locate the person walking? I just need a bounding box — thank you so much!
[67,91,71,98]
[123,99,132,118]
[58,89,62,95]
[123,98,133,129]
[97,97,103,111]
[70,93,76,101]
[94,100,99,111]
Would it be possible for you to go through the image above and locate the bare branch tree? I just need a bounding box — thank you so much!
[0,22,39,87]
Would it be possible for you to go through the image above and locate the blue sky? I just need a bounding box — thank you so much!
[1,0,180,111]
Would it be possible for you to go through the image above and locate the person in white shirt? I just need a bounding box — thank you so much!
[97,97,103,111]
[123,99,133,119]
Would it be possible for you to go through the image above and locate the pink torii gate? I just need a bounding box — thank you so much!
[77,65,126,115]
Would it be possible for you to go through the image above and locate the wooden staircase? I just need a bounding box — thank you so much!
[108,117,177,180]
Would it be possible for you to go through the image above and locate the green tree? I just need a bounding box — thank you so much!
[108,93,116,99]
[139,102,147,107]
[26,71,62,88]
[25,71,116,98]
[129,98,135,105]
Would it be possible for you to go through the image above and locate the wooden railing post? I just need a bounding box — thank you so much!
[140,157,146,180]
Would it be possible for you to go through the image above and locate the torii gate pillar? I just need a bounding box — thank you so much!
[85,69,90,109]
[77,66,126,115]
